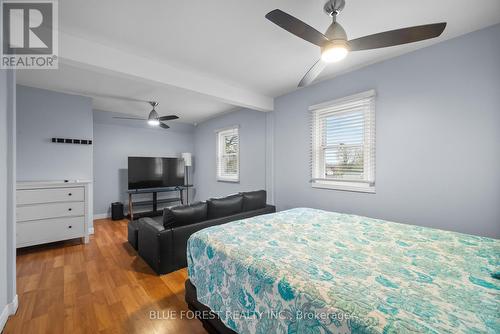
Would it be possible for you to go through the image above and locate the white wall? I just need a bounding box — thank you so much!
[0,70,17,331]
[93,111,195,216]
[272,25,500,238]
[193,108,267,201]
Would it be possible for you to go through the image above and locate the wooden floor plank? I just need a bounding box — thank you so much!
[4,218,208,334]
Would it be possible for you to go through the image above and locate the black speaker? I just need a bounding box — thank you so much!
[111,202,124,220]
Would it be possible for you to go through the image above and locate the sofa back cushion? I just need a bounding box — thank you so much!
[163,201,207,228]
[241,190,267,212]
[207,194,243,219]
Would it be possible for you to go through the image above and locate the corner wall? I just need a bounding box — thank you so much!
[273,25,500,237]
[0,70,17,331]
[193,108,267,201]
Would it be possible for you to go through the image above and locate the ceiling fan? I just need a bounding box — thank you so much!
[113,101,179,129]
[266,0,446,87]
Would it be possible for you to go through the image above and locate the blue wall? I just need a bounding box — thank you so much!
[0,70,9,329]
[14,24,500,238]
[272,25,500,238]
[193,108,267,201]
[0,69,17,330]
[16,85,95,229]
[16,86,93,181]
[94,107,267,215]
[93,111,195,216]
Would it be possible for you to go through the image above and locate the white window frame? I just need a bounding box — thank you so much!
[216,126,240,183]
[310,90,376,193]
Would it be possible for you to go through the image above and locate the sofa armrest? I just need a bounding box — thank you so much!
[264,204,276,213]
[139,217,164,232]
[138,218,174,275]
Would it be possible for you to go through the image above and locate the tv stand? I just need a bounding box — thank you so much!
[127,185,192,221]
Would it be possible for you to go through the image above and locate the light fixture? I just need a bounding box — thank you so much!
[147,118,160,126]
[147,102,160,126]
[321,41,349,63]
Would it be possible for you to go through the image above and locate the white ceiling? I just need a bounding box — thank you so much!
[16,63,236,123]
[17,0,500,123]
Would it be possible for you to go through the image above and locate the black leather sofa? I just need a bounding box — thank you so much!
[128,190,275,275]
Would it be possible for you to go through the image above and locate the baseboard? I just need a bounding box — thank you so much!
[0,295,18,332]
[93,213,109,220]
[9,295,18,316]
[88,227,95,235]
[0,303,8,332]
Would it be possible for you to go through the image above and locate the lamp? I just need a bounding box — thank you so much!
[181,153,192,204]
[182,152,192,167]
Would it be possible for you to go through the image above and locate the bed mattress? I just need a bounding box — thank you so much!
[187,208,499,334]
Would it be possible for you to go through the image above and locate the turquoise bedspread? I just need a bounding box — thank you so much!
[187,208,500,334]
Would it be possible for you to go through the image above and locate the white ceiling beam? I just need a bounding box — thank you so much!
[59,32,274,112]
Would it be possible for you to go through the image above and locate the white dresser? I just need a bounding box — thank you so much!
[16,181,91,248]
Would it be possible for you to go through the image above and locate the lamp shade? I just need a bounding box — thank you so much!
[181,152,192,167]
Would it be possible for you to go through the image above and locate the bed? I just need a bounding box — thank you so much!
[186,208,499,334]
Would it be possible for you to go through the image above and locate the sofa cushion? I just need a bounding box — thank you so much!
[241,190,267,212]
[207,194,243,219]
[163,201,207,228]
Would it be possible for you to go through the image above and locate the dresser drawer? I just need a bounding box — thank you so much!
[17,187,84,205]
[17,217,85,247]
[17,201,85,222]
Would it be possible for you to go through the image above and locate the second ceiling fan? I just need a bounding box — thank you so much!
[266,0,447,87]
[113,101,179,129]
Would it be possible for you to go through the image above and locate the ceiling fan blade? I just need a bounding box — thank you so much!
[266,9,330,48]
[159,115,179,121]
[112,117,147,121]
[298,59,327,87]
[159,122,170,129]
[349,23,446,51]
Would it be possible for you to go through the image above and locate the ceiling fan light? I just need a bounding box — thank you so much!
[321,41,349,63]
[148,119,160,126]
[148,109,160,126]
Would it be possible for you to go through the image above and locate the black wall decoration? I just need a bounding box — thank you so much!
[51,138,93,145]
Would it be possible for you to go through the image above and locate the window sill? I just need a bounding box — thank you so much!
[311,181,375,194]
[217,178,240,183]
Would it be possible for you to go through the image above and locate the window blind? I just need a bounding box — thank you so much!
[310,90,375,190]
[216,127,239,182]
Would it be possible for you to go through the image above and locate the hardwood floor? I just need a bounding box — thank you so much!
[4,218,208,334]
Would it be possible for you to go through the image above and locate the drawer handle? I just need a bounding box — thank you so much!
[68,225,72,229]
[68,208,72,211]
[68,193,72,196]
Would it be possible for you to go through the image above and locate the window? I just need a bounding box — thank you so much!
[310,90,376,193]
[216,126,239,182]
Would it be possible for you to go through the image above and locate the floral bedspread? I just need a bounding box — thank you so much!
[187,208,499,334]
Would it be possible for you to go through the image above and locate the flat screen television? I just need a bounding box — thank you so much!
[128,157,185,190]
